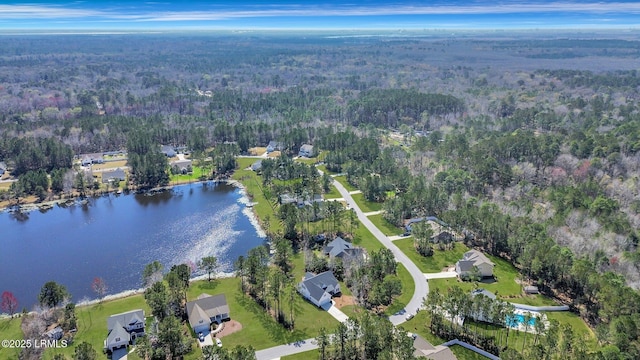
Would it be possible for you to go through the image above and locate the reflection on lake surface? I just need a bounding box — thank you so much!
[0,182,265,308]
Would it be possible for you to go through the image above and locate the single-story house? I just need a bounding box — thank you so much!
[105,309,145,352]
[299,144,314,158]
[298,271,341,307]
[251,160,263,171]
[524,285,540,294]
[44,326,63,340]
[323,237,365,262]
[185,294,231,334]
[266,141,282,153]
[81,153,104,166]
[412,334,458,359]
[161,145,176,157]
[102,168,126,184]
[455,250,495,278]
[171,159,193,174]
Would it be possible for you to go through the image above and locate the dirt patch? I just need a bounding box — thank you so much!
[248,147,266,156]
[333,295,356,309]
[216,320,243,338]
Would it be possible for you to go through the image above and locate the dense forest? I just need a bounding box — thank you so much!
[2,32,640,358]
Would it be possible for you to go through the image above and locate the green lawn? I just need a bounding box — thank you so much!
[385,263,415,316]
[351,193,383,213]
[368,214,403,236]
[0,316,23,359]
[450,345,493,360]
[333,176,357,192]
[283,349,319,359]
[295,157,317,165]
[323,185,342,199]
[546,311,597,350]
[188,278,338,351]
[395,239,468,273]
[169,165,207,183]
[351,222,384,252]
[233,158,281,234]
[44,294,152,359]
[316,164,337,175]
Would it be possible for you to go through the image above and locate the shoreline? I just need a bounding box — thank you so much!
[0,177,268,317]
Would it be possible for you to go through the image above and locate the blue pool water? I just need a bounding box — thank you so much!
[507,313,537,327]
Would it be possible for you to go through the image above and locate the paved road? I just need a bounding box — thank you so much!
[255,339,318,360]
[330,177,429,325]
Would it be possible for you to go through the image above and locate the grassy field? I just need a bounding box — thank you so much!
[368,214,403,236]
[351,193,383,213]
[316,164,337,175]
[351,222,384,252]
[44,294,152,359]
[395,239,469,273]
[385,263,415,316]
[546,311,597,349]
[169,165,207,183]
[91,160,128,171]
[323,185,342,199]
[0,316,23,359]
[188,278,338,350]
[332,176,357,192]
[233,158,281,234]
[282,349,319,359]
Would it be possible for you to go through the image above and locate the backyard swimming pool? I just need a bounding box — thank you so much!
[507,313,537,327]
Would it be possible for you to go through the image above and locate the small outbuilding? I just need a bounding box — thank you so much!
[524,285,540,294]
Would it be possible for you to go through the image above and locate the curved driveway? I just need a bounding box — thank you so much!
[256,173,430,360]
[331,177,429,325]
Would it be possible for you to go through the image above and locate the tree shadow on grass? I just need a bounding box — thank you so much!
[196,280,220,291]
[235,293,308,345]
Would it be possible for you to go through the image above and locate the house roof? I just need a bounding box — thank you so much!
[300,144,313,152]
[107,309,144,331]
[471,288,496,300]
[323,237,352,257]
[251,160,262,170]
[106,321,130,346]
[301,271,340,303]
[187,303,212,329]
[102,168,126,182]
[413,335,457,359]
[185,294,230,328]
[460,250,494,267]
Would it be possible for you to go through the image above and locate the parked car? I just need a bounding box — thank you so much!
[198,332,205,342]
[216,338,222,347]
[405,312,415,321]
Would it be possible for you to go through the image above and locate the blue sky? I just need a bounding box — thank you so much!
[0,1,639,31]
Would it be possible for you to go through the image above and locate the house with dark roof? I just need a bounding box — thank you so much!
[104,309,145,353]
[171,159,193,174]
[102,168,126,184]
[185,294,231,334]
[298,271,341,307]
[266,141,282,153]
[323,237,365,262]
[160,145,176,157]
[455,250,495,278]
[251,160,263,171]
[298,144,314,158]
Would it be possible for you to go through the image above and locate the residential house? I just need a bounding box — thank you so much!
[266,141,282,153]
[298,144,314,158]
[102,168,126,184]
[298,271,341,307]
[323,237,365,262]
[104,309,145,353]
[171,159,193,174]
[279,193,296,205]
[432,231,454,244]
[185,294,231,334]
[44,326,63,340]
[251,160,263,171]
[412,334,458,359]
[81,153,104,166]
[161,145,176,157]
[455,249,495,278]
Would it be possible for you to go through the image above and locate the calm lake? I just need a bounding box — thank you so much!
[0,182,266,309]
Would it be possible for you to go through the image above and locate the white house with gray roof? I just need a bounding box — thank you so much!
[104,309,145,353]
[185,294,230,334]
[455,249,495,278]
[298,144,314,158]
[298,271,341,307]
